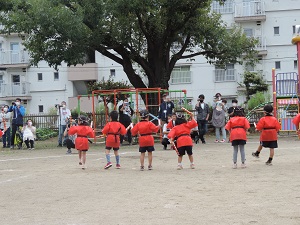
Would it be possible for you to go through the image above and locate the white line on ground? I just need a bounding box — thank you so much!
[0,151,139,163]
[0,175,30,185]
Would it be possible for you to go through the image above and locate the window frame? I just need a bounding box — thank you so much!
[273,26,280,35]
[54,71,59,81]
[170,66,192,84]
[38,105,44,113]
[275,61,281,70]
[37,73,43,81]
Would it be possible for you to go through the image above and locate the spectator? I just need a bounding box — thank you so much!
[22,119,36,150]
[212,97,227,143]
[195,94,210,144]
[228,99,238,118]
[119,98,134,145]
[8,98,25,149]
[0,105,11,148]
[64,118,77,154]
[158,94,175,125]
[57,101,71,147]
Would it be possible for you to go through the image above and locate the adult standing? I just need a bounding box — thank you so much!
[0,105,12,148]
[119,98,134,145]
[212,94,227,143]
[158,94,175,125]
[8,98,25,149]
[195,94,210,144]
[57,101,71,147]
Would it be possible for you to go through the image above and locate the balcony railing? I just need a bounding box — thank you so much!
[0,82,31,97]
[234,1,266,21]
[255,36,267,51]
[0,50,30,65]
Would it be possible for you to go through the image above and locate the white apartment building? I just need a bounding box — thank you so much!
[0,0,299,114]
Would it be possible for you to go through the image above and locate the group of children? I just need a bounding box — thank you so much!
[68,103,286,170]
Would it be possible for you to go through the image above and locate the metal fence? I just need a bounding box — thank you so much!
[24,113,107,130]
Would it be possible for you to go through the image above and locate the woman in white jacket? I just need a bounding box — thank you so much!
[22,119,36,150]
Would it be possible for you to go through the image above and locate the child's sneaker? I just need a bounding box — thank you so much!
[265,159,272,165]
[190,163,195,169]
[241,163,247,168]
[104,162,112,169]
[232,163,237,169]
[214,140,219,143]
[140,166,144,171]
[148,165,153,170]
[82,164,86,170]
[116,164,121,169]
[177,165,183,170]
[220,139,226,143]
[252,152,259,158]
[79,162,82,165]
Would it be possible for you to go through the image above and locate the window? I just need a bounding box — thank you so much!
[294,60,298,69]
[245,64,255,72]
[214,64,235,82]
[293,25,296,34]
[170,66,191,84]
[38,105,44,113]
[211,0,233,14]
[10,42,20,64]
[54,71,59,80]
[110,69,116,77]
[38,73,43,81]
[274,26,280,35]
[244,28,253,37]
[275,61,281,69]
[0,43,2,51]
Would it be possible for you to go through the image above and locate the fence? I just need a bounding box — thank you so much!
[24,113,107,130]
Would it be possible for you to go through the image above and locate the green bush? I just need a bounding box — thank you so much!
[36,128,58,141]
[247,92,268,110]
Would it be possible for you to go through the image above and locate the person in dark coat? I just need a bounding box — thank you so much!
[118,98,134,145]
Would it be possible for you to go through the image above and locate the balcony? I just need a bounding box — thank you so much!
[0,50,31,68]
[0,82,31,100]
[234,1,266,22]
[255,36,267,55]
[67,63,98,81]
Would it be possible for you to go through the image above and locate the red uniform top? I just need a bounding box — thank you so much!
[256,115,281,141]
[292,113,300,129]
[166,120,176,129]
[68,125,95,150]
[131,120,160,147]
[225,117,250,142]
[102,121,127,148]
[168,119,197,148]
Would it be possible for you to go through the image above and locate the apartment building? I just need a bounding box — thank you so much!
[0,0,299,113]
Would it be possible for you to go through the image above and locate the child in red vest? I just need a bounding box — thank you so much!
[292,113,300,134]
[252,105,281,165]
[102,111,127,169]
[168,113,197,170]
[68,116,95,169]
[131,109,160,171]
[225,107,250,169]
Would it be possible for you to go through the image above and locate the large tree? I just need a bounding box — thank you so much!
[0,0,257,89]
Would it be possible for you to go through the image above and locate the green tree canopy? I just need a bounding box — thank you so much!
[0,0,257,89]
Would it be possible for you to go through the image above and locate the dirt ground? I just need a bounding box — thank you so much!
[0,134,300,225]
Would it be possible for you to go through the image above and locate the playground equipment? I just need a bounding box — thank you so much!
[272,70,299,131]
[90,88,187,143]
[270,31,300,132]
